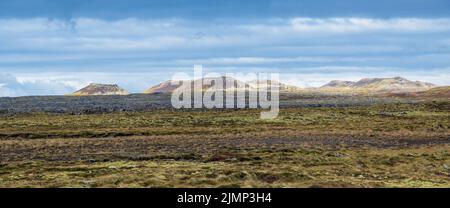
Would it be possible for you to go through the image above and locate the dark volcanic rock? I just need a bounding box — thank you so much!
[0,93,415,115]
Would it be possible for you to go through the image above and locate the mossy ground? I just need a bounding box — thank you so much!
[1,146,449,188]
[0,102,448,139]
[0,101,449,187]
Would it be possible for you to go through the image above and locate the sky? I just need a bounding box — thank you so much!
[1,0,450,96]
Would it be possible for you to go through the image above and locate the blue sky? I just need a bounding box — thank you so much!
[1,0,450,96]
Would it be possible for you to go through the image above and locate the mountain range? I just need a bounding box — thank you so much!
[142,76,436,94]
[70,77,444,96]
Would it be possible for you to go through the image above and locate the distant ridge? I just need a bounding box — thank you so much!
[319,77,435,93]
[321,80,355,88]
[70,83,129,96]
[247,80,300,92]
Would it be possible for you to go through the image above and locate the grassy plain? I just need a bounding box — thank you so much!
[0,101,449,187]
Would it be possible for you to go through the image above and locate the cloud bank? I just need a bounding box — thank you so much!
[1,17,450,52]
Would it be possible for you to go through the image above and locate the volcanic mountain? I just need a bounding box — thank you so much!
[319,77,435,94]
[70,83,130,96]
[144,77,250,94]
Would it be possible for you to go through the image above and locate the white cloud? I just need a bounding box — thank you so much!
[0,73,77,97]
